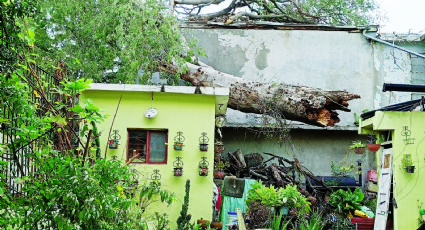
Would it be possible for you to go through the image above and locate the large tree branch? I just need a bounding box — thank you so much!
[175,0,225,5]
[160,61,360,127]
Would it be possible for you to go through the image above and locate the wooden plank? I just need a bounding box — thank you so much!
[374,142,393,230]
[237,208,246,230]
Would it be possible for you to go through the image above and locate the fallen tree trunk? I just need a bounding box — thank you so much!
[161,61,360,127]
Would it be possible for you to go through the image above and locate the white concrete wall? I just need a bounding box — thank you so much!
[183,28,420,128]
[182,26,424,178]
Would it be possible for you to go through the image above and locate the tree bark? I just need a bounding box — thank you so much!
[161,61,360,127]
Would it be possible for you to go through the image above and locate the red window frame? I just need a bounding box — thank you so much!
[126,129,168,164]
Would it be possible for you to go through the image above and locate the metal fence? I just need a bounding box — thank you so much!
[0,64,76,195]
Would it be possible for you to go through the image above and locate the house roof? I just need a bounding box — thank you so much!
[180,21,378,32]
[86,83,230,116]
[360,99,424,120]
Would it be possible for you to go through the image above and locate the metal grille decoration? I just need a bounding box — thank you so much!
[173,156,183,176]
[199,156,209,176]
[199,132,209,151]
[151,169,161,185]
[173,131,185,150]
[109,130,121,149]
[401,126,415,145]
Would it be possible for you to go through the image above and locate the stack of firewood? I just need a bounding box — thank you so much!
[221,149,334,204]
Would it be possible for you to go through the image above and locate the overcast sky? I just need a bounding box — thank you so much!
[377,0,425,33]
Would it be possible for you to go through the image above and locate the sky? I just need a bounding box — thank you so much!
[377,0,425,33]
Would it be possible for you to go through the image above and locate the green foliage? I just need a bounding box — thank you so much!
[401,154,413,169]
[246,181,311,214]
[329,188,364,216]
[35,0,196,84]
[269,214,291,230]
[18,156,145,229]
[139,181,175,212]
[214,159,228,171]
[0,0,38,73]
[298,211,325,230]
[330,160,355,177]
[177,179,192,230]
[349,140,366,149]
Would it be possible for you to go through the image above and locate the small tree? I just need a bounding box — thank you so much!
[177,179,192,230]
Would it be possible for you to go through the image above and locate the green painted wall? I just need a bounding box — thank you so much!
[360,111,425,229]
[82,89,217,228]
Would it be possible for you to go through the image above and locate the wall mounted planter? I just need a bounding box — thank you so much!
[200,143,208,152]
[174,131,185,151]
[199,132,209,152]
[199,168,208,176]
[174,142,183,150]
[367,144,381,152]
[174,168,183,176]
[199,156,209,176]
[214,170,224,179]
[173,156,183,176]
[108,140,119,149]
[108,130,121,149]
[405,165,415,173]
[214,143,225,154]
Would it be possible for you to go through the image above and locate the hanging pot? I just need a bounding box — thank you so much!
[200,143,208,151]
[405,166,415,173]
[109,140,119,149]
[367,144,381,152]
[174,167,183,176]
[214,170,224,179]
[214,144,225,154]
[199,168,208,176]
[174,142,183,150]
[353,147,366,154]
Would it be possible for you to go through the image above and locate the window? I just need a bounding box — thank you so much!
[127,129,168,164]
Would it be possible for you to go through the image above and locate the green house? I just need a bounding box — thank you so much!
[83,84,229,228]
[359,100,425,230]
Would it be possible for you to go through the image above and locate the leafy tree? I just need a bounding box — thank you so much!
[175,0,378,26]
[35,0,195,84]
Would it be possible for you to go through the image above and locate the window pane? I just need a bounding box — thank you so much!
[149,132,166,162]
[128,130,147,163]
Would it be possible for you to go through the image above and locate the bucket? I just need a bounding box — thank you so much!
[227,211,238,227]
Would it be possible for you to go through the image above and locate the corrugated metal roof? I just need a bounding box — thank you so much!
[360,99,424,120]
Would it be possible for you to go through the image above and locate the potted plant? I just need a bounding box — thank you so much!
[174,131,185,151]
[214,160,228,179]
[214,141,225,154]
[401,154,415,173]
[199,156,209,176]
[367,134,382,152]
[199,132,209,152]
[329,188,364,217]
[349,140,366,154]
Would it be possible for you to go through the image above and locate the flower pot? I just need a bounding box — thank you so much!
[209,221,223,230]
[214,144,225,154]
[405,165,415,173]
[199,168,208,176]
[109,140,119,149]
[174,142,183,150]
[174,167,183,176]
[214,170,224,179]
[200,143,208,151]
[353,147,365,154]
[197,218,209,229]
[367,144,381,152]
